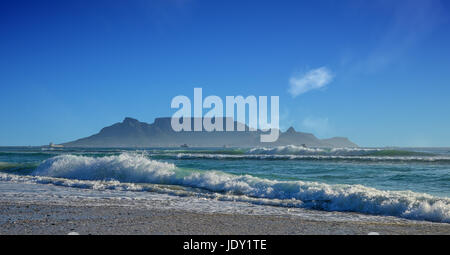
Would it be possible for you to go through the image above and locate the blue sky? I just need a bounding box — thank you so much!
[1,0,450,147]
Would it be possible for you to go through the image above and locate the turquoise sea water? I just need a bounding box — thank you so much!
[0,146,449,222]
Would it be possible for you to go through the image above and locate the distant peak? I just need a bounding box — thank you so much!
[123,117,139,124]
[286,127,296,133]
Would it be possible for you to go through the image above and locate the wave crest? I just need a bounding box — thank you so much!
[28,153,450,223]
[33,153,176,183]
[250,145,394,156]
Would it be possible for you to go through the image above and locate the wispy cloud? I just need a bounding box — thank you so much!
[351,0,446,74]
[301,117,333,138]
[288,67,334,97]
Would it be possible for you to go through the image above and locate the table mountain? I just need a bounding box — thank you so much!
[62,117,358,148]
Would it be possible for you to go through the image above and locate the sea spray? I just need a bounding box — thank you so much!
[27,153,450,223]
[248,145,433,156]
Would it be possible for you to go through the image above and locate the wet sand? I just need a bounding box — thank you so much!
[1,200,449,235]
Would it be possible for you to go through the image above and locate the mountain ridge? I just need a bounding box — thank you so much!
[62,117,358,148]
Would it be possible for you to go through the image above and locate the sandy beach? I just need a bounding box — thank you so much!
[1,199,449,235]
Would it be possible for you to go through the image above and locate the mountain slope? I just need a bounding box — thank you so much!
[63,117,358,148]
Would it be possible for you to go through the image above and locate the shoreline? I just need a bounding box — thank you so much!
[1,200,449,235]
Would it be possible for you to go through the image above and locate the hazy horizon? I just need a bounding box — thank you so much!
[1,116,450,149]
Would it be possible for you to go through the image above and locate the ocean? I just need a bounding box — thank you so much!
[0,146,449,223]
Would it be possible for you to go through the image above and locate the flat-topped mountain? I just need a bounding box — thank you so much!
[62,117,358,148]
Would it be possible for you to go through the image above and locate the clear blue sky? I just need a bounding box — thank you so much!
[1,0,450,147]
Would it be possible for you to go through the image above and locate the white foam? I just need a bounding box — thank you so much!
[170,153,450,162]
[1,153,446,223]
[249,145,384,156]
[33,153,176,184]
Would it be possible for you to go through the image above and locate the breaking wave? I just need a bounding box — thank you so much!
[163,153,450,163]
[248,145,433,156]
[146,146,447,162]
[14,153,448,223]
